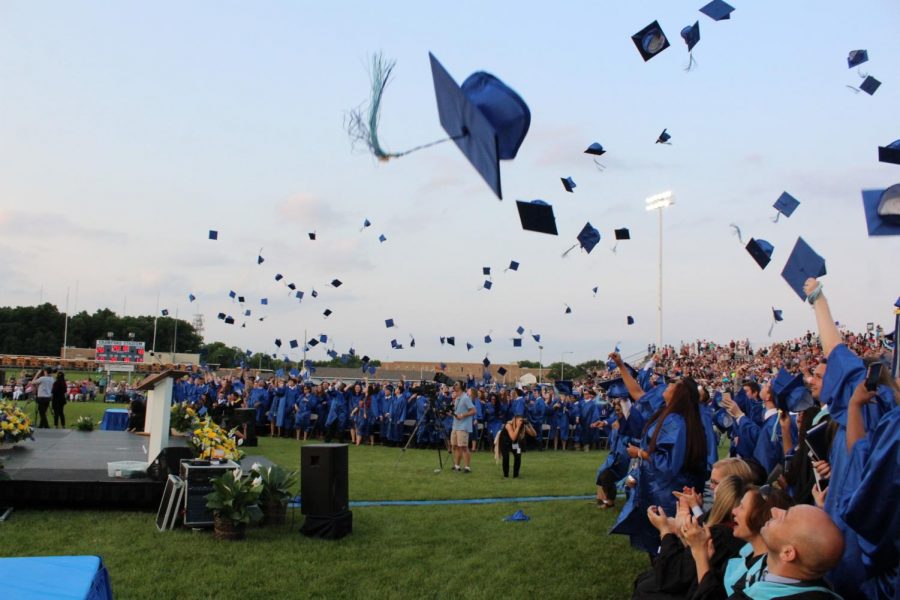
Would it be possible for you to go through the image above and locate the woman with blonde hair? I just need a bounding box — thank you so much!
[494,415,537,478]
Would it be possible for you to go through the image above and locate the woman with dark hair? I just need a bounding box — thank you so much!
[611,375,709,555]
[50,371,67,428]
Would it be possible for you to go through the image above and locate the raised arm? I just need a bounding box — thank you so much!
[609,352,645,402]
[803,278,840,358]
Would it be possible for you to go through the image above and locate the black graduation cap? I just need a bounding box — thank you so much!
[699,0,735,21]
[429,52,531,200]
[516,200,558,235]
[773,308,784,322]
[656,129,671,144]
[308,338,320,347]
[483,357,491,368]
[632,21,670,62]
[861,185,900,236]
[217,312,226,320]
[847,50,869,69]
[275,339,282,348]
[296,291,304,300]
[323,309,332,317]
[627,316,635,325]
[483,280,493,290]
[773,192,800,221]
[561,176,576,193]
[584,142,605,156]
[208,230,218,240]
[860,76,881,95]
[189,294,196,302]
[257,254,264,265]
[746,238,774,269]
[311,290,318,298]
[379,234,387,243]
[361,355,370,364]
[554,380,573,395]
[482,267,491,276]
[781,237,827,300]
[237,296,245,303]
[161,309,169,316]
[614,228,631,240]
[878,140,900,165]
[275,274,283,282]
[410,334,416,348]
[287,283,296,291]
[308,232,316,240]
[507,260,520,271]
[466,342,473,351]
[484,334,493,343]
[681,21,700,51]
[447,337,455,346]
[512,338,522,347]
[564,305,572,314]
[331,279,343,288]
[224,316,235,325]
[497,366,508,376]
[289,340,299,349]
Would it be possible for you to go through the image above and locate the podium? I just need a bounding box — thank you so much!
[136,370,188,469]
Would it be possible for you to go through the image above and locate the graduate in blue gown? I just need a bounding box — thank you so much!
[268,379,286,437]
[324,383,349,443]
[594,398,634,508]
[279,379,300,437]
[388,386,408,444]
[247,378,270,426]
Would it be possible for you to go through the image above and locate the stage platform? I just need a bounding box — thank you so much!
[0,430,267,510]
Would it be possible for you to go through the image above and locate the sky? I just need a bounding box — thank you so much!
[1,0,898,366]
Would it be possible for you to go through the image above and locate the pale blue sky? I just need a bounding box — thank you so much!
[1,1,898,364]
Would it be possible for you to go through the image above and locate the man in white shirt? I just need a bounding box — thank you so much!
[31,368,54,428]
[450,385,476,473]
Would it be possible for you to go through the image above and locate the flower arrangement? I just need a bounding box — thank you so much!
[0,401,34,446]
[170,403,198,433]
[189,418,244,461]
[205,468,263,537]
[74,416,95,432]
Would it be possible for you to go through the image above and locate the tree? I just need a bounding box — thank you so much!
[517,360,541,368]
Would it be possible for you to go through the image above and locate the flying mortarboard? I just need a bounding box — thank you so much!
[561,176,576,193]
[773,192,800,221]
[295,291,304,300]
[564,305,572,314]
[229,291,236,299]
[847,50,868,69]
[275,339,282,348]
[217,312,226,320]
[614,228,631,240]
[327,349,338,359]
[161,309,169,316]
[290,340,299,349]
[554,380,573,395]
[287,283,296,291]
[627,316,635,325]
[531,333,541,343]
[410,334,416,348]
[497,366,508,376]
[429,52,531,200]
[385,318,395,328]
[780,237,827,300]
[257,254,264,265]
[484,334,493,344]
[323,309,332,317]
[584,142,605,156]
[237,296,245,303]
[656,129,671,144]
[483,357,491,368]
[208,230,218,240]
[275,274,283,282]
[331,279,342,288]
[507,260,520,271]
[308,232,316,240]
[466,342,473,351]
[563,222,601,257]
[483,267,491,276]
[483,280,493,290]
[878,140,900,165]
[516,200,558,235]
[244,309,251,317]
[311,290,318,298]
[379,234,387,243]
[188,293,196,302]
[681,21,700,52]
[362,219,371,230]
[447,337,455,346]
[746,238,774,269]
[859,76,881,95]
[224,316,235,325]
[699,0,735,21]
[772,308,784,322]
[632,20,670,62]
[319,334,328,343]
[440,336,446,345]
[390,339,400,349]
[861,185,900,236]
[516,326,525,335]
[592,286,599,296]
[512,338,522,347]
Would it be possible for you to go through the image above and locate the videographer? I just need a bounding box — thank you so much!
[450,385,476,473]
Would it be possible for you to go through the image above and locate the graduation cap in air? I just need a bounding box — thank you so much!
[878,140,900,165]
[656,129,671,144]
[257,253,264,265]
[506,260,520,272]
[440,336,446,345]
[859,76,881,95]
[229,290,236,299]
[244,309,251,317]
[612,228,630,253]
[599,377,630,399]
[311,290,318,298]
[361,218,372,231]
[390,339,400,349]
[592,286,599,296]
[848,50,868,69]
[532,333,541,343]
[287,283,296,291]
[482,280,493,290]
[290,340,299,349]
[781,237,827,300]
[861,185,900,236]
[466,342,473,351]
[632,21,670,62]
[516,200,558,235]
[275,274,283,282]
[771,369,815,413]
[161,309,169,316]
[237,296,245,303]
[554,380,573,395]
[327,349,338,359]
[585,142,605,156]
[295,291,304,300]
[188,294,196,302]
[379,234,387,243]
[484,334,493,344]
[516,326,525,335]
[681,21,700,52]
[224,316,235,325]
[773,192,800,222]
[497,366,508,376]
[308,232,316,240]
[217,312,226,320]
[561,176,576,193]
[331,279,342,288]
[208,230,218,240]
[769,307,784,337]
[385,318,395,328]
[319,334,328,343]
[409,334,416,348]
[513,338,522,347]
[746,238,774,269]
[563,222,601,257]
[627,316,635,325]
[260,298,268,305]
[308,338,320,347]
[482,267,491,276]
[565,305,572,314]
[274,339,282,348]
[447,337,456,346]
[700,0,735,21]
[323,309,332,318]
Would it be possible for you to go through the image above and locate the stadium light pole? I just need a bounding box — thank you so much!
[645,191,675,351]
[538,345,544,384]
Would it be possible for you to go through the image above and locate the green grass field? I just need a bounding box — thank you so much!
[2,401,651,599]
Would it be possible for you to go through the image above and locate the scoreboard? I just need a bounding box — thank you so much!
[95,340,145,363]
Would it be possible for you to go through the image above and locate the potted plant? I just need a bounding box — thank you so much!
[74,416,95,432]
[249,463,298,526]
[205,468,263,540]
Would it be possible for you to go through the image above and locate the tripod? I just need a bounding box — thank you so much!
[395,396,451,472]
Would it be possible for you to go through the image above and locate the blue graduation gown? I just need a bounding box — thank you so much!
[596,415,631,483]
[278,385,299,429]
[325,389,348,428]
[699,403,719,476]
[248,387,270,424]
[388,393,407,441]
[294,393,312,430]
[751,412,797,474]
[269,385,286,427]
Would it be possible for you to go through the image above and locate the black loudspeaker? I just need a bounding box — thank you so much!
[300,444,349,516]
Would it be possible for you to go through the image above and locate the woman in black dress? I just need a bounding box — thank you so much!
[50,371,67,428]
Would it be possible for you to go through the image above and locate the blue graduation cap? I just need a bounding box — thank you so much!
[878,140,900,165]
[274,339,282,348]
[632,20,670,62]
[385,318,395,328]
[308,232,316,240]
[228,290,236,299]
[482,357,491,367]
[773,192,800,221]
[532,333,541,343]
[326,349,338,359]
[481,280,493,290]
[584,142,605,156]
[483,266,491,276]
[503,509,530,522]
[217,312,226,320]
[861,186,900,236]
[224,316,235,325]
[656,129,671,144]
[466,342,473,351]
[390,339,400,349]
[257,254,264,265]
[507,260,520,271]
[367,365,377,375]
[746,238,774,269]
[700,0,735,21]
[295,291,304,300]
[447,337,455,346]
[429,52,531,200]
[516,200,558,235]
[599,377,630,399]
[308,338,320,347]
[592,286,599,296]
[847,50,868,69]
[323,309,332,317]
[188,294,196,302]
[289,340,299,349]
[275,274,283,282]
[564,305,572,314]
[563,222,601,256]
[331,279,343,288]
[319,334,328,343]
[771,368,815,413]
[497,366,508,376]
[772,308,784,322]
[627,316,635,325]
[161,309,169,316]
[781,237,827,300]
[340,354,350,365]
[208,230,218,240]
[561,176,576,193]
[484,334,493,344]
[244,309,251,317]
[554,380,573,395]
[275,368,284,378]
[513,338,522,347]
[362,218,372,229]
[860,76,881,95]
[516,326,525,335]
[681,21,700,52]
[379,234,387,243]
[260,298,268,305]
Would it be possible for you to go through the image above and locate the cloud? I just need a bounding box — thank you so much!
[0,209,127,241]
[275,192,347,225]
